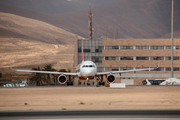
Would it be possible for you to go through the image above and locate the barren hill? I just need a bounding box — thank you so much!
[0,12,83,71]
[0,12,83,44]
[0,0,180,39]
[92,0,180,38]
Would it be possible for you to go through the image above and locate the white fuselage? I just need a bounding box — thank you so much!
[78,60,97,79]
[160,78,180,85]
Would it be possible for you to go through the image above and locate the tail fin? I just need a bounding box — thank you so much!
[81,39,84,62]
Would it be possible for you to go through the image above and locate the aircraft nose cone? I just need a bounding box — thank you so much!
[84,69,94,76]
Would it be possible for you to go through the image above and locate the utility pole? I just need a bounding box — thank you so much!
[171,0,174,78]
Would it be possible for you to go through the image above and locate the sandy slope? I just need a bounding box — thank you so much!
[0,86,180,111]
[0,38,74,71]
[0,12,83,71]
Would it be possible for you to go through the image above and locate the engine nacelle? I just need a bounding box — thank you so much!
[58,74,67,85]
[107,74,115,83]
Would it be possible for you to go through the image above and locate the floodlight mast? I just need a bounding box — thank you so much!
[171,0,174,78]
[88,0,92,40]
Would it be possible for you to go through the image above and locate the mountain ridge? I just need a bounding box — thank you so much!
[0,0,179,39]
[0,12,83,44]
[0,12,76,70]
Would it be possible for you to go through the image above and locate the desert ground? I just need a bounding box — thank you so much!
[0,86,180,111]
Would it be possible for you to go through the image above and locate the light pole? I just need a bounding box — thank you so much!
[171,0,174,78]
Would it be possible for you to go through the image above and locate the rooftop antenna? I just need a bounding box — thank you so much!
[88,0,93,40]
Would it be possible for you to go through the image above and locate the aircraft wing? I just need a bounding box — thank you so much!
[58,66,77,69]
[96,67,157,76]
[11,67,77,76]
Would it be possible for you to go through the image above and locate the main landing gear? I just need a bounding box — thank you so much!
[67,81,73,86]
[98,81,105,86]
[97,75,105,86]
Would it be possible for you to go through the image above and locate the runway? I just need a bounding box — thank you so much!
[0,109,180,120]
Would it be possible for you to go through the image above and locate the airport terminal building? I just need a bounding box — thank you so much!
[74,37,180,85]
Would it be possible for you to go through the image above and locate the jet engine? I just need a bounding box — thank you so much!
[58,74,67,85]
[107,74,115,83]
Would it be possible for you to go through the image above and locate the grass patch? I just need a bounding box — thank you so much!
[24,103,28,105]
[79,102,85,105]
[105,84,110,87]
[61,108,67,110]
[96,84,100,87]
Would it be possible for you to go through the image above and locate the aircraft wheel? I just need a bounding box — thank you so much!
[99,82,101,85]
[102,82,105,86]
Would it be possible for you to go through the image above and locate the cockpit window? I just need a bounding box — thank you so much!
[89,65,95,67]
[82,65,95,68]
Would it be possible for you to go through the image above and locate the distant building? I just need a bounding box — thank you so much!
[74,37,180,85]
[103,38,180,85]
[74,37,103,72]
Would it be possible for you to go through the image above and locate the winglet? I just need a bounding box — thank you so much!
[10,62,16,71]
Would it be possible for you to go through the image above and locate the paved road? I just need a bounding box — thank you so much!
[1,116,180,120]
[1,85,180,88]
[0,109,180,120]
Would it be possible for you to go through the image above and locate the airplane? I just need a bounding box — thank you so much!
[11,40,158,85]
[142,78,180,85]
[159,78,180,85]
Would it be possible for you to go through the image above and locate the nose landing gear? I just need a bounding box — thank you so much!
[87,78,90,86]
